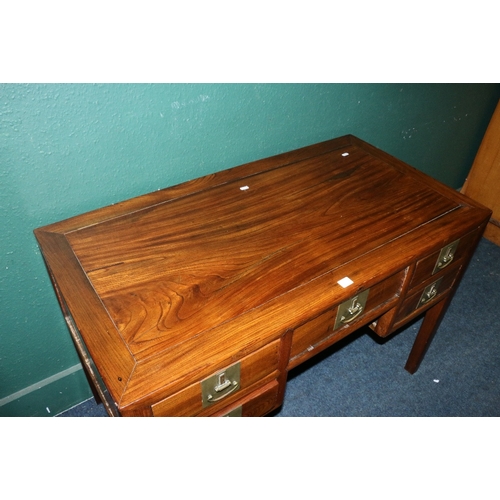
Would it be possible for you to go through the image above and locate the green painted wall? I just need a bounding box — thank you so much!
[1,83,499,416]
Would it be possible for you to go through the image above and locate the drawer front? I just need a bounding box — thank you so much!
[151,339,281,416]
[289,270,405,363]
[395,266,461,324]
[212,380,280,417]
[409,229,478,290]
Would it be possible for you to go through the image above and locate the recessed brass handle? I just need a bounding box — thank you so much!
[206,380,239,403]
[340,299,364,324]
[420,285,438,304]
[436,248,454,269]
[201,362,241,407]
[417,277,443,308]
[334,289,370,330]
[433,239,460,274]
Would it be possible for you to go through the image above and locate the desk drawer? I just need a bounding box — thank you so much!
[151,340,281,416]
[409,229,477,290]
[394,265,461,324]
[289,270,404,365]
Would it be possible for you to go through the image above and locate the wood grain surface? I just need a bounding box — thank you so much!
[34,135,492,414]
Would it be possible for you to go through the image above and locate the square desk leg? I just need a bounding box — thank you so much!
[404,297,449,374]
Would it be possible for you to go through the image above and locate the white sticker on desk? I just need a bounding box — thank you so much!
[337,277,354,288]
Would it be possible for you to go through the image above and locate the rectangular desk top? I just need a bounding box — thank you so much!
[35,135,491,413]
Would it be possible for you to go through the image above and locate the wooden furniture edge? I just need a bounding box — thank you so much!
[34,228,136,407]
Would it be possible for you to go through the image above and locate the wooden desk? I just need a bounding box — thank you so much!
[34,135,492,416]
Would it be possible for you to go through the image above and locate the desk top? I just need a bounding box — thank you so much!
[35,135,490,410]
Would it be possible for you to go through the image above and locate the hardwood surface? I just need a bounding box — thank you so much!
[461,100,500,246]
[35,135,492,416]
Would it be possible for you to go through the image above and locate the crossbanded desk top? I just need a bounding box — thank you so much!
[35,135,492,416]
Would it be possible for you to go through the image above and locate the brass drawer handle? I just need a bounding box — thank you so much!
[417,277,443,308]
[436,249,454,269]
[201,362,241,407]
[207,379,239,403]
[420,285,437,304]
[334,289,370,329]
[340,299,364,324]
[433,239,460,273]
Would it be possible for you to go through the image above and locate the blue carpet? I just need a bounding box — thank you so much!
[58,237,500,417]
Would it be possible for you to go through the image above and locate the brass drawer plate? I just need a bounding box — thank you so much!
[334,289,370,330]
[417,277,444,308]
[433,239,460,274]
[201,362,241,407]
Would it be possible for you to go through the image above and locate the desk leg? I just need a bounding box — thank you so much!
[404,297,449,374]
